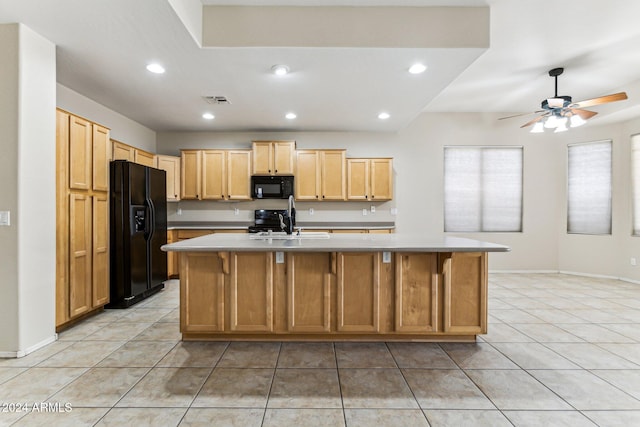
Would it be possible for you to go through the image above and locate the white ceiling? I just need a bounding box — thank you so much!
[1,0,640,133]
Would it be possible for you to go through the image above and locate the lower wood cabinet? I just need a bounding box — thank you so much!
[178,249,488,341]
[336,252,381,333]
[286,253,332,332]
[395,253,438,333]
[442,252,487,334]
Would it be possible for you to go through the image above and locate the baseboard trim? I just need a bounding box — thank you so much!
[0,334,58,359]
[489,269,640,286]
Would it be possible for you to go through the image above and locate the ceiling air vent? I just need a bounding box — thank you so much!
[203,96,231,105]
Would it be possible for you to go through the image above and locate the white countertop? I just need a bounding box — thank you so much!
[162,232,510,253]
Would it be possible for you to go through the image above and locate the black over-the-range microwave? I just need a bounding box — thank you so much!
[251,175,294,199]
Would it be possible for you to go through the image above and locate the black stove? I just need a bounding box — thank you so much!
[248,209,289,233]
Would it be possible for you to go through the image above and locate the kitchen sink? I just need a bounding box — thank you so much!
[249,231,330,240]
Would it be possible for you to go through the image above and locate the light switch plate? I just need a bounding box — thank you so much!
[370,206,376,213]
[276,251,284,264]
[0,211,10,226]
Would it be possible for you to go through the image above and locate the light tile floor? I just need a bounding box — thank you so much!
[1,273,640,426]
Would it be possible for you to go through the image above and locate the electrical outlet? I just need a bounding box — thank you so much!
[234,208,239,216]
[383,252,391,263]
[276,252,284,264]
[309,208,314,216]
[177,208,182,216]
[632,257,637,266]
[370,206,376,214]
[362,208,368,216]
[0,211,9,226]
[390,208,398,216]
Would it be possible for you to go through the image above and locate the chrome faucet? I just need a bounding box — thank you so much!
[287,194,296,235]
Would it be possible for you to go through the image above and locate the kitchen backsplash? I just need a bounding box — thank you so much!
[167,200,396,224]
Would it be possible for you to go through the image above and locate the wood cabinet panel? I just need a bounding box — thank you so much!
[180,253,226,332]
[56,111,70,327]
[346,158,369,200]
[92,194,109,307]
[286,253,331,332]
[229,252,273,331]
[252,141,295,175]
[321,150,346,200]
[347,158,392,201]
[202,150,225,200]
[395,253,438,332]
[157,155,181,201]
[181,150,201,199]
[442,252,487,334]
[336,252,380,332]
[69,115,92,190]
[92,125,110,192]
[295,150,321,200]
[251,142,272,175]
[226,150,252,200]
[112,140,134,161]
[69,194,92,317]
[134,149,156,168]
[370,158,393,200]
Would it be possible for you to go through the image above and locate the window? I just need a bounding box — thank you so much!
[567,140,612,235]
[631,135,640,235]
[444,146,523,232]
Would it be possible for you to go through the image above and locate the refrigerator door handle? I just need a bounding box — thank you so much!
[147,198,155,241]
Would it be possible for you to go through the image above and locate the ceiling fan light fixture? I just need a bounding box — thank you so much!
[530,122,545,133]
[554,119,569,133]
[543,115,558,128]
[570,114,587,127]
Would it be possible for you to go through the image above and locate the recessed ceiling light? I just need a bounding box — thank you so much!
[202,113,214,120]
[285,112,297,120]
[146,63,165,74]
[272,65,290,76]
[378,112,390,120]
[408,63,427,74]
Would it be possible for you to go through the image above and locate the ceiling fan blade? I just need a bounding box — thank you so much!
[520,115,545,128]
[568,108,598,120]
[571,92,628,108]
[498,110,544,120]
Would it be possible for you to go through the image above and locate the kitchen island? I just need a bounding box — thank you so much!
[162,233,510,342]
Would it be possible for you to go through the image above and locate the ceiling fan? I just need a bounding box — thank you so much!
[499,67,628,133]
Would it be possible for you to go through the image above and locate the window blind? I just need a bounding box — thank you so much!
[444,146,523,232]
[567,140,612,235]
[631,135,640,235]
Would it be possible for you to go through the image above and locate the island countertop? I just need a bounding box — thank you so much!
[162,232,510,253]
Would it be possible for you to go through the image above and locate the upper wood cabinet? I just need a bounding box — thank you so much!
[181,149,252,200]
[69,115,92,190]
[252,140,296,175]
[112,139,156,167]
[111,140,134,162]
[295,149,346,201]
[157,155,181,201]
[92,125,110,192]
[347,158,393,201]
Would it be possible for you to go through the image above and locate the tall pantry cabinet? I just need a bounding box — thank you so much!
[56,109,111,329]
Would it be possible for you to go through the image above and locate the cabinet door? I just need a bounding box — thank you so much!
[347,158,369,200]
[336,252,380,332]
[134,149,156,168]
[166,231,179,277]
[370,158,393,200]
[230,252,273,331]
[442,252,487,334]
[321,150,346,200]
[92,194,109,307]
[112,140,134,161]
[202,150,225,200]
[226,150,252,200]
[395,253,438,332]
[69,193,92,317]
[157,155,181,201]
[180,253,226,332]
[252,142,272,175]
[295,150,321,200]
[69,116,92,190]
[273,141,295,175]
[181,150,201,200]
[92,125,110,192]
[287,253,331,332]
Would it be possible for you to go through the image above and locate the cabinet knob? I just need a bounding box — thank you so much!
[322,195,325,199]
[268,169,271,173]
[372,195,375,199]
[275,169,278,173]
[316,195,319,199]
[365,195,368,199]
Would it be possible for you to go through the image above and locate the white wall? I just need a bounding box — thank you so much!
[57,84,157,152]
[0,23,56,356]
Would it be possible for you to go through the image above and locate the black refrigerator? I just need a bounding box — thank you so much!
[108,160,167,308]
